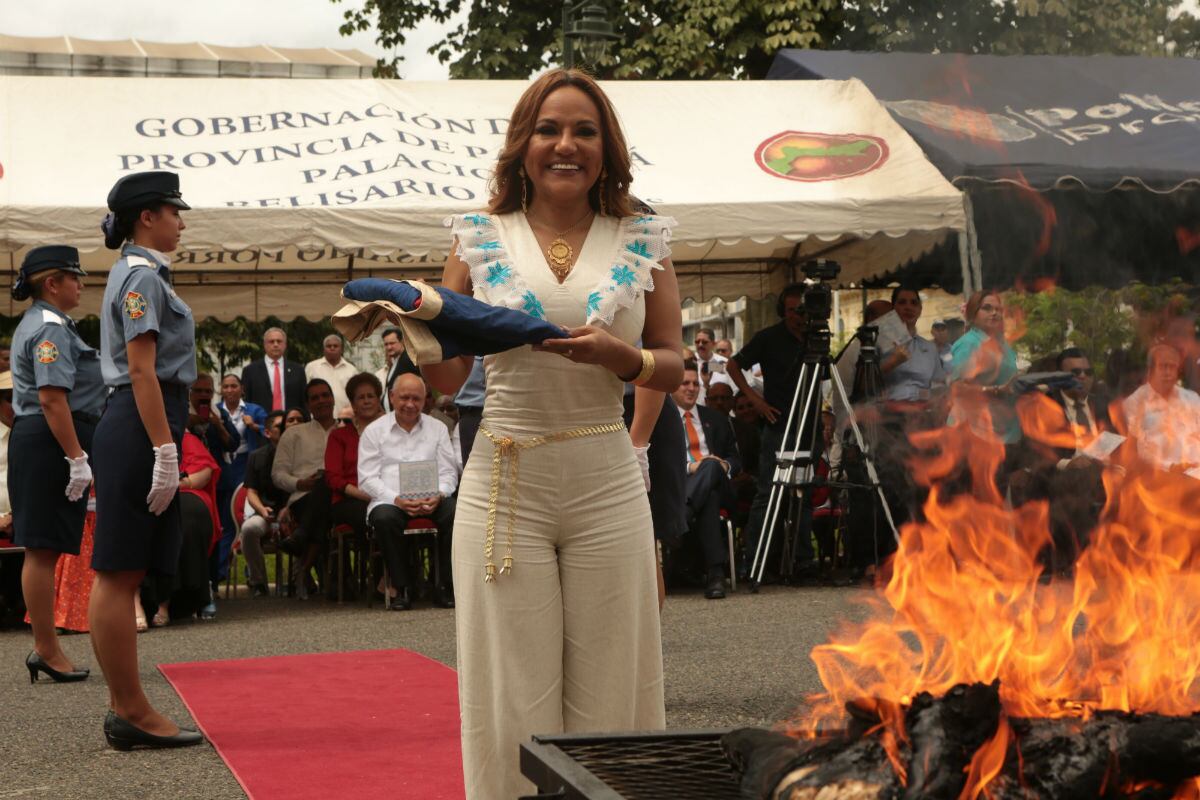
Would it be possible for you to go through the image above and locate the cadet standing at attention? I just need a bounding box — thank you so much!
[89,171,202,750]
[10,245,104,684]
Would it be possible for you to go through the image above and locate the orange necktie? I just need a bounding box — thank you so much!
[684,410,703,463]
[271,360,284,411]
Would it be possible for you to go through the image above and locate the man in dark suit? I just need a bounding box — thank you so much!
[1028,347,1112,575]
[375,327,419,412]
[673,360,741,599]
[241,327,307,414]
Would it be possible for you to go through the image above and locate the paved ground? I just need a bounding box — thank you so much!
[0,583,870,799]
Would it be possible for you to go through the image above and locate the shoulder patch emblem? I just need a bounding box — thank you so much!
[124,291,147,320]
[35,340,59,364]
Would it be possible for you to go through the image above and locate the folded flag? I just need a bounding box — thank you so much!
[332,278,568,365]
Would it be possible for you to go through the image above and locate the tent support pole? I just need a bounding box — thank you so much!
[964,191,983,294]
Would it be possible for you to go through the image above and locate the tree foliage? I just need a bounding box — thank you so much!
[335,0,838,79]
[334,0,1199,80]
[1006,281,1192,379]
[833,0,1197,56]
[194,317,333,377]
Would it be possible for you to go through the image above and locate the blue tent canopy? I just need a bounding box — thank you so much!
[769,51,1200,289]
[768,50,1200,192]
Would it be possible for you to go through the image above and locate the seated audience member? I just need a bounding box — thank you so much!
[188,372,240,467]
[435,394,460,426]
[139,431,221,627]
[672,361,741,600]
[705,382,734,417]
[325,373,385,597]
[716,338,763,394]
[692,327,735,406]
[932,320,951,370]
[424,386,456,432]
[730,392,763,514]
[358,374,458,611]
[284,406,307,429]
[273,380,339,599]
[214,374,266,587]
[240,411,289,597]
[1026,347,1111,574]
[1122,343,1200,473]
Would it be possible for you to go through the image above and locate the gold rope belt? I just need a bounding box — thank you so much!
[478,422,626,583]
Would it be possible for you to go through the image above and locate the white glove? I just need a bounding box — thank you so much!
[64,453,92,502]
[146,442,180,516]
[634,443,651,493]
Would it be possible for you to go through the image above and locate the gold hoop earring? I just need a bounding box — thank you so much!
[519,166,528,213]
[598,167,607,216]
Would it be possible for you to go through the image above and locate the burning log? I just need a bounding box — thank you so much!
[722,682,1200,800]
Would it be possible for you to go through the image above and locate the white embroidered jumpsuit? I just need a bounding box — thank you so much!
[449,210,673,800]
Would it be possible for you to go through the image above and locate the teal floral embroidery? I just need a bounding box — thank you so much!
[477,240,503,251]
[611,265,638,287]
[586,291,602,317]
[485,262,513,286]
[625,240,652,259]
[632,216,654,224]
[521,291,545,319]
[464,213,490,226]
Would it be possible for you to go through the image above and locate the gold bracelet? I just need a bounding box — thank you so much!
[631,348,656,386]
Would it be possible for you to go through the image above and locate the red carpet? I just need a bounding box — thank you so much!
[160,649,463,800]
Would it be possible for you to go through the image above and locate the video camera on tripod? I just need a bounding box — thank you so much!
[747,259,899,589]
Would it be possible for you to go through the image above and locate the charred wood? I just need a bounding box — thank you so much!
[724,686,1200,800]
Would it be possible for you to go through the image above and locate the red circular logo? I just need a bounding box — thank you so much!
[754,131,889,182]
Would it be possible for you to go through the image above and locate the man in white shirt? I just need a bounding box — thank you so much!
[1123,343,1200,474]
[305,335,358,416]
[359,373,458,610]
[272,379,338,598]
[693,328,735,406]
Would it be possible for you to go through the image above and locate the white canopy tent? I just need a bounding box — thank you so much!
[0,77,966,320]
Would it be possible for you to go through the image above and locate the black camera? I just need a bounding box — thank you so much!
[800,259,840,322]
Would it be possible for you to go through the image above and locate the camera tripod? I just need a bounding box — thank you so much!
[748,308,899,590]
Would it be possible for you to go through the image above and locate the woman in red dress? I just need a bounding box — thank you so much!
[325,373,384,600]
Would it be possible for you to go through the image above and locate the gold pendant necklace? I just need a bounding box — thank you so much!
[531,210,593,281]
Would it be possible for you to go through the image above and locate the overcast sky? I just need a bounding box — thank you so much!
[0,0,456,79]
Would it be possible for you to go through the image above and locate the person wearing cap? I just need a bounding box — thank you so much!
[932,319,952,371]
[90,171,202,751]
[9,246,104,685]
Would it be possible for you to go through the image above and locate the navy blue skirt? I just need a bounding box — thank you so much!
[8,413,96,554]
[91,383,188,575]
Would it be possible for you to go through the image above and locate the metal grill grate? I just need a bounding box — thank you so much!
[520,730,742,800]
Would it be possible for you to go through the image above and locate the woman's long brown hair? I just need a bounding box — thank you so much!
[487,69,635,219]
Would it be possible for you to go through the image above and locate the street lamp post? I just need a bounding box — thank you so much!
[562,1,620,70]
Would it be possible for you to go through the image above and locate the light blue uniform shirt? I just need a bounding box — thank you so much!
[10,299,106,417]
[454,356,487,409]
[882,334,946,402]
[100,244,197,387]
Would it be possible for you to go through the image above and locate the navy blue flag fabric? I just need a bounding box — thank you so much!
[768,50,1200,192]
[335,278,567,363]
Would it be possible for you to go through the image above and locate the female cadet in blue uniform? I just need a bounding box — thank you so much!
[9,245,104,683]
[90,171,202,750]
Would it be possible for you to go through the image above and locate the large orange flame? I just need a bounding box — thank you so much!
[793,381,1200,797]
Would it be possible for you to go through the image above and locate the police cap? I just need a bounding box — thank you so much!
[106,171,191,213]
[13,245,86,301]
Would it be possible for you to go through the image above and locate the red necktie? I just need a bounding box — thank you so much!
[684,410,703,463]
[271,360,284,411]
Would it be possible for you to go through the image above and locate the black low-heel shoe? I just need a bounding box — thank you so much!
[26,651,89,684]
[103,711,204,751]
